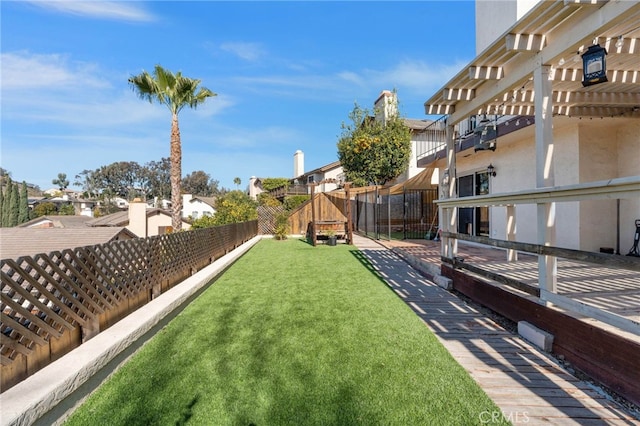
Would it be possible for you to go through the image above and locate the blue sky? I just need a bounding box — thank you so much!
[1,1,475,191]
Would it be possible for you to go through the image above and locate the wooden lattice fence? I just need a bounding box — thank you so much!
[0,220,258,391]
[257,205,285,234]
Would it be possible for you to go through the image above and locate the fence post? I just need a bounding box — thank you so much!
[81,317,100,343]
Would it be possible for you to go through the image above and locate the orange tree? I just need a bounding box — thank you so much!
[337,103,411,187]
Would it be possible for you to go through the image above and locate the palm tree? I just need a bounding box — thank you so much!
[233,177,241,189]
[129,65,216,231]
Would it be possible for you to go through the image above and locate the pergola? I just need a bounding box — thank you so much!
[424,0,640,334]
[424,0,640,121]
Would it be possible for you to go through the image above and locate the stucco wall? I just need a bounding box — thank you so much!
[475,0,538,54]
[617,120,640,253]
[453,118,639,252]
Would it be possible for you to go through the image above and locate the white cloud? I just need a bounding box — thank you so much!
[1,52,108,90]
[25,1,155,22]
[350,59,470,97]
[219,42,266,61]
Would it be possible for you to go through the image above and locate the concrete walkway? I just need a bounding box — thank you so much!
[351,234,639,425]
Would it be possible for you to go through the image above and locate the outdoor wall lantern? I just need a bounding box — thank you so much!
[474,115,497,152]
[581,44,608,87]
[487,164,496,177]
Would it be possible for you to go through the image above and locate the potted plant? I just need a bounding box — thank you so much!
[326,229,337,246]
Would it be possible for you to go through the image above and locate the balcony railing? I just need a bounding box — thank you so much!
[415,115,448,161]
[270,184,309,199]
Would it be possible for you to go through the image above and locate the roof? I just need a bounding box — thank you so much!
[189,196,217,208]
[86,208,188,227]
[403,118,433,131]
[423,0,640,123]
[299,160,342,178]
[87,210,129,227]
[0,227,136,260]
[18,215,94,229]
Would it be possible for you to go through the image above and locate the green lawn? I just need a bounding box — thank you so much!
[65,239,507,425]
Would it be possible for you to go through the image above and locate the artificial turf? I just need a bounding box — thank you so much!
[64,238,507,425]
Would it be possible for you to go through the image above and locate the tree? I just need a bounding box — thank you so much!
[129,65,216,231]
[140,158,171,202]
[33,202,57,217]
[2,177,13,227]
[9,183,19,226]
[93,161,142,201]
[212,190,257,225]
[257,192,281,207]
[52,173,69,191]
[58,204,75,215]
[337,102,412,187]
[261,177,290,191]
[74,169,100,199]
[233,177,241,189]
[182,170,219,196]
[18,181,29,224]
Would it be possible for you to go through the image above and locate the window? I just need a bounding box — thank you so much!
[307,175,315,184]
[458,171,490,237]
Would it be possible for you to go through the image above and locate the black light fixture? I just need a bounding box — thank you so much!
[487,164,496,177]
[581,44,608,87]
[474,115,497,152]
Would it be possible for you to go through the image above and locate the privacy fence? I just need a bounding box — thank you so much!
[0,220,258,391]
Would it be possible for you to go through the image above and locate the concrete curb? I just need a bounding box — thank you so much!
[0,235,262,426]
[391,249,442,282]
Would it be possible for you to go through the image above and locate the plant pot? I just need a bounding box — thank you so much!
[327,235,337,246]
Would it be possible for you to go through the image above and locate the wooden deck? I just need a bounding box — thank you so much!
[379,238,640,342]
[352,235,640,424]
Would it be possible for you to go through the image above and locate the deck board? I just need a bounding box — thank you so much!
[353,235,639,425]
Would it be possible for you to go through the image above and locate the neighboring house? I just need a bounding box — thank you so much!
[182,194,216,219]
[88,199,191,237]
[419,0,639,254]
[0,227,135,260]
[293,154,344,193]
[18,215,94,229]
[113,197,129,209]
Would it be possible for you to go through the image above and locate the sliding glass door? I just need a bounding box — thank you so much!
[458,171,490,236]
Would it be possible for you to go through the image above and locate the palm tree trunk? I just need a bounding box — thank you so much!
[170,112,182,231]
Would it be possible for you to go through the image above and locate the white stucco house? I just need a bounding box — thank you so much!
[414,0,639,337]
[182,194,216,219]
[419,0,639,255]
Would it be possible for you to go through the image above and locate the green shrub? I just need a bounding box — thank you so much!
[273,212,289,240]
[283,195,309,211]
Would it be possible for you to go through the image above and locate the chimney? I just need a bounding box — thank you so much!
[374,90,397,124]
[127,198,147,238]
[293,150,304,178]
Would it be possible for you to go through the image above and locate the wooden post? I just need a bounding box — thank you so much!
[345,183,353,244]
[443,121,458,260]
[534,62,557,297]
[310,183,317,246]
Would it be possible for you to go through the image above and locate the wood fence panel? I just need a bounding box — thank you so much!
[0,220,258,392]
[288,193,348,235]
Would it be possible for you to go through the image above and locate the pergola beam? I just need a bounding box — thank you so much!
[505,33,546,51]
[468,66,504,80]
[443,0,640,124]
[442,88,475,101]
